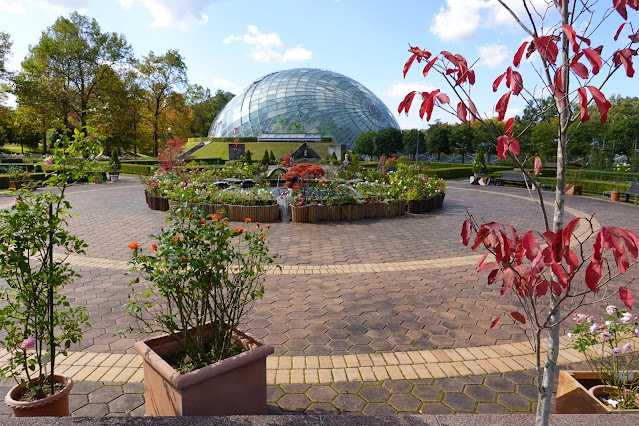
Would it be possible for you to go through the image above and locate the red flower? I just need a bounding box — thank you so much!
[188,213,194,219]
[255,222,260,227]
[236,227,244,234]
[211,214,219,221]
[259,235,265,240]
[173,236,179,242]
[128,242,140,250]
[245,218,252,223]
[150,243,158,253]
[200,220,206,224]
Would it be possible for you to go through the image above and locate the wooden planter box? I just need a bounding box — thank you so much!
[8,179,33,191]
[556,370,639,414]
[225,204,280,222]
[145,191,170,212]
[565,184,583,195]
[134,328,273,416]
[406,193,446,214]
[291,201,406,223]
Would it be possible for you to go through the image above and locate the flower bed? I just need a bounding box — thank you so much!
[291,201,405,223]
[145,190,170,211]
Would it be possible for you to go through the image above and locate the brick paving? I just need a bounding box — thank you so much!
[1,177,638,417]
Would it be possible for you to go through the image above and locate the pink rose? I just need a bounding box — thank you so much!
[43,157,54,166]
[20,336,36,350]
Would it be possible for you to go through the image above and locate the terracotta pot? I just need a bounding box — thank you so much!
[5,375,73,417]
[611,191,621,202]
[134,327,274,416]
[556,370,639,414]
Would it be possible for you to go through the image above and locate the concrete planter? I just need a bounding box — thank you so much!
[5,375,73,417]
[556,370,639,414]
[134,328,273,416]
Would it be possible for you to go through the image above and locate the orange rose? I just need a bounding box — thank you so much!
[245,218,252,223]
[150,243,158,252]
[211,215,219,221]
[128,242,140,250]
[173,236,179,242]
[236,227,244,234]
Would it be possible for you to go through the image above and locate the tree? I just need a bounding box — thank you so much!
[374,128,403,156]
[186,86,233,137]
[402,128,426,157]
[261,150,270,165]
[0,31,13,104]
[426,121,451,162]
[400,2,639,424]
[450,124,476,164]
[138,50,188,157]
[353,130,376,157]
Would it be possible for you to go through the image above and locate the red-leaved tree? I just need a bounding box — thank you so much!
[157,137,185,172]
[401,1,639,424]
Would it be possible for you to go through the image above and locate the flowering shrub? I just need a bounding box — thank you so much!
[6,166,30,181]
[283,163,325,182]
[354,181,396,203]
[126,207,278,371]
[292,180,357,206]
[570,306,639,409]
[211,187,277,206]
[388,164,446,201]
[567,170,587,185]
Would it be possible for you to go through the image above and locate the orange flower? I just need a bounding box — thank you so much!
[128,242,140,250]
[211,214,219,221]
[245,218,252,223]
[188,213,194,219]
[200,220,206,224]
[173,236,179,242]
[150,243,158,252]
[236,226,244,234]
[259,235,265,240]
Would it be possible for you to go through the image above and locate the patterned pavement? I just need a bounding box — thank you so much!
[0,176,638,416]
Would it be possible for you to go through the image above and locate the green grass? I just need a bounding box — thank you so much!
[189,142,330,161]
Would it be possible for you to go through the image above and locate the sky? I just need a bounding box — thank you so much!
[1,0,638,130]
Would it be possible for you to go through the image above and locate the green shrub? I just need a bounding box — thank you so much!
[120,164,156,175]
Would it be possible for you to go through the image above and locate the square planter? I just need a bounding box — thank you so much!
[134,327,274,416]
[565,184,582,195]
[556,370,639,414]
[8,179,33,191]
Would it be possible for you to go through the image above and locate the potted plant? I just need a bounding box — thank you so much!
[0,128,97,417]
[471,147,488,184]
[108,147,121,182]
[125,206,279,416]
[566,170,584,195]
[7,166,33,190]
[557,306,639,413]
[611,188,621,202]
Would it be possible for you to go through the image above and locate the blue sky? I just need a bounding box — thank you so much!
[1,0,637,130]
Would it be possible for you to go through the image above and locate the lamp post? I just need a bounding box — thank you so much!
[168,127,172,143]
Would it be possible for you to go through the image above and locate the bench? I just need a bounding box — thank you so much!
[496,171,538,187]
[618,182,639,202]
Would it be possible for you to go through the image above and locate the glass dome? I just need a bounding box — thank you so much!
[208,68,400,149]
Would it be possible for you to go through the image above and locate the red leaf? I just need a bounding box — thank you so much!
[403,54,417,78]
[566,250,579,274]
[513,41,529,67]
[554,67,565,101]
[496,91,511,121]
[630,30,639,43]
[577,87,590,122]
[510,311,526,324]
[552,231,564,262]
[468,70,476,85]
[615,23,627,41]
[511,71,523,95]
[457,101,468,123]
[487,269,500,285]
[501,269,514,296]
[534,156,542,175]
[550,281,562,295]
[535,36,559,64]
[440,51,459,65]
[586,86,611,123]
[461,219,472,245]
[551,263,569,288]
[422,57,438,77]
[614,49,635,78]
[493,72,506,92]
[509,139,520,156]
[436,92,450,104]
[504,118,515,136]
[620,286,634,309]
[570,62,589,79]
[541,231,555,245]
[471,227,491,250]
[576,35,591,46]
[562,25,580,53]
[585,260,601,292]
[614,0,628,19]
[535,279,548,297]
[398,92,417,115]
[562,217,581,254]
[583,48,602,75]
[468,100,478,123]
[497,135,508,160]
[490,313,503,329]
[521,231,540,260]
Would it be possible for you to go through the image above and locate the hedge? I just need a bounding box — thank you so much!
[120,164,157,176]
[0,173,48,189]
[536,177,631,195]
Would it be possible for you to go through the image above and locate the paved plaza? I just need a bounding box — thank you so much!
[0,178,638,416]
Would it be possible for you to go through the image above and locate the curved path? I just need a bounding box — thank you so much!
[0,178,637,386]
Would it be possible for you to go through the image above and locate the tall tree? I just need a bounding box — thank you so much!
[373,127,403,156]
[353,130,376,157]
[402,128,426,157]
[450,123,476,164]
[138,50,188,156]
[0,31,13,104]
[426,121,451,162]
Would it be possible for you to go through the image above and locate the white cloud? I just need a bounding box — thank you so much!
[384,82,438,99]
[0,0,25,13]
[224,25,312,64]
[0,0,88,13]
[119,0,134,10]
[430,0,486,42]
[478,43,508,69]
[139,0,213,31]
[212,77,243,94]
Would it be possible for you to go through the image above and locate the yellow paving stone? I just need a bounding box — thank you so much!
[292,356,305,370]
[128,368,144,383]
[467,347,489,360]
[332,368,347,382]
[100,354,124,367]
[512,342,533,355]
[385,365,404,380]
[407,351,425,364]
[488,345,512,358]
[54,364,71,376]
[74,366,97,381]
[372,366,390,381]
[450,361,473,376]
[127,356,143,368]
[63,365,83,379]
[425,363,447,378]
[438,363,458,377]
[512,356,536,370]
[398,364,419,380]
[101,367,125,382]
[266,357,278,370]
[476,359,499,374]
[84,366,109,382]
[75,351,99,366]
[344,355,359,368]
[318,369,333,383]
[501,344,525,356]
[502,357,524,371]
[394,352,412,365]
[306,356,320,369]
[454,348,475,361]
[560,349,583,363]
[60,351,84,365]
[478,346,500,359]
[431,350,452,363]
[356,354,373,367]
[345,367,361,381]
[522,354,539,367]
[359,366,376,381]
[267,370,276,385]
[114,367,136,382]
[370,353,386,367]
[463,360,486,375]
[279,356,292,369]
[86,353,110,367]
[114,354,136,368]
[305,369,319,384]
[319,356,333,369]
[418,350,439,363]
[332,356,347,369]
[290,369,305,384]
[275,369,290,384]
[382,353,399,365]
[412,364,431,379]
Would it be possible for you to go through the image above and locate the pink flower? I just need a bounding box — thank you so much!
[20,336,36,350]
[612,347,623,356]
[601,330,612,340]
[589,324,598,334]
[606,305,617,315]
[623,342,633,352]
[13,198,19,206]
[43,157,53,166]
[621,312,633,323]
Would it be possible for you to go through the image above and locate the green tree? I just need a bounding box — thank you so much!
[186,88,233,137]
[374,128,403,156]
[138,50,188,157]
[261,150,270,165]
[0,31,13,104]
[402,128,426,157]
[353,130,376,157]
[450,124,476,164]
[270,150,276,164]
[426,122,451,162]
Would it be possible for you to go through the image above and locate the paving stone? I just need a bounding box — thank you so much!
[411,385,444,402]
[463,384,496,402]
[388,393,422,412]
[517,384,539,401]
[71,381,103,394]
[108,394,144,413]
[277,393,312,411]
[305,385,337,403]
[497,393,532,412]
[267,385,284,403]
[72,402,109,417]
[362,402,398,415]
[503,370,536,385]
[122,382,145,394]
[383,380,413,393]
[484,376,517,393]
[280,384,311,394]
[418,402,454,414]
[475,402,511,414]
[68,394,89,412]
[331,382,362,394]
[306,402,340,414]
[359,385,391,403]
[88,385,124,404]
[442,393,477,412]
[332,393,366,412]
[433,378,465,393]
